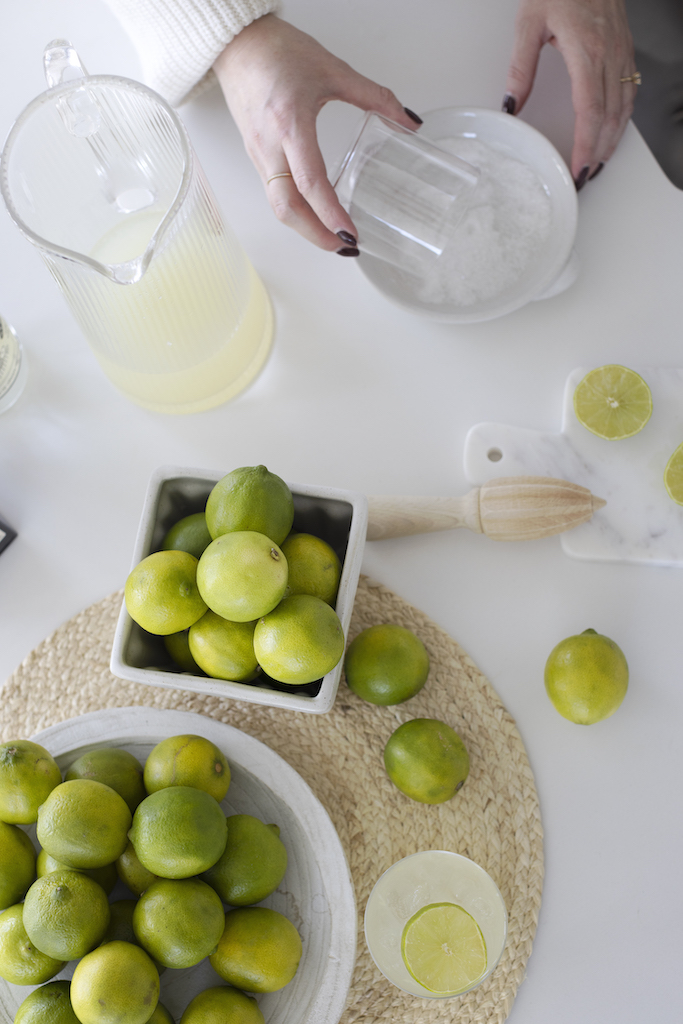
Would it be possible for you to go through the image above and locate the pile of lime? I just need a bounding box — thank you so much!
[125,466,345,686]
[0,733,301,1024]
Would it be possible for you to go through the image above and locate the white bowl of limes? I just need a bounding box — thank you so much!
[110,465,368,714]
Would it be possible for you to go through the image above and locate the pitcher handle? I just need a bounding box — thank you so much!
[43,39,100,138]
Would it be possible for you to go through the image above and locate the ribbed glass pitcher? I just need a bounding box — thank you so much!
[0,41,273,414]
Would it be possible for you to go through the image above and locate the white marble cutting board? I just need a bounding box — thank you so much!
[463,367,683,566]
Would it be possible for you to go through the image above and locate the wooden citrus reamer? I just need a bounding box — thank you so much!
[366,476,606,542]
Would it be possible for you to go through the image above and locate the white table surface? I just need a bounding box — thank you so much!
[1,2,682,1021]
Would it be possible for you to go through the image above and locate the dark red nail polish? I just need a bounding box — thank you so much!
[588,162,605,181]
[337,230,357,247]
[403,107,423,125]
[502,93,516,115]
[336,247,360,257]
[575,165,590,191]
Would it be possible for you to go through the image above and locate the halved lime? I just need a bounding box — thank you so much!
[664,442,683,504]
[401,902,487,995]
[573,365,652,440]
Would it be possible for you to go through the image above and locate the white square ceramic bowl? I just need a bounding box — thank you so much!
[110,466,368,713]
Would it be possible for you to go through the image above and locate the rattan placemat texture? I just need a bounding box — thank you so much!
[1,576,543,1024]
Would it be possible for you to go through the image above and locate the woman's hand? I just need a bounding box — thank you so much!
[504,0,637,187]
[213,14,420,253]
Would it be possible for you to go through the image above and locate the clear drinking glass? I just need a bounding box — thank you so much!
[364,850,508,998]
[0,41,273,415]
[334,112,479,277]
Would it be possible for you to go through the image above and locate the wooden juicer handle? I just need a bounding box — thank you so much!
[366,476,606,542]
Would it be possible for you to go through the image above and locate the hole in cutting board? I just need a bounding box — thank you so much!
[487,447,503,462]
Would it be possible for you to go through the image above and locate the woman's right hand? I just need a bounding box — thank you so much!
[213,14,422,254]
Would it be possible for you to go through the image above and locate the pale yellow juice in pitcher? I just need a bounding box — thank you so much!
[87,209,273,414]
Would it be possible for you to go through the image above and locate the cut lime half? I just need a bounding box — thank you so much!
[664,442,683,505]
[573,365,652,440]
[401,902,487,995]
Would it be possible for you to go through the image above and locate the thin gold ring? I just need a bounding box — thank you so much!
[266,172,294,185]
[620,72,642,85]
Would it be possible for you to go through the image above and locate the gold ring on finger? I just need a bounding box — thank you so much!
[620,72,642,85]
[266,172,294,185]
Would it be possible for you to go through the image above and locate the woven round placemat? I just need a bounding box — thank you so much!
[1,576,543,1024]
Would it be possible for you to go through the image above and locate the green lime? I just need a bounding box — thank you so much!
[206,466,294,546]
[0,820,36,909]
[146,1004,174,1024]
[664,442,683,504]
[125,550,208,635]
[36,849,117,896]
[143,734,231,802]
[197,532,288,622]
[544,628,628,724]
[573,365,652,440]
[401,902,487,995]
[162,512,213,559]
[116,841,159,896]
[23,869,111,960]
[209,907,302,993]
[133,877,225,968]
[129,786,227,878]
[164,629,202,673]
[14,981,80,1024]
[70,941,159,1024]
[0,740,62,825]
[99,899,137,945]
[279,533,341,605]
[344,624,429,705]
[65,747,146,814]
[180,986,265,1024]
[189,612,260,681]
[254,594,344,684]
[384,719,470,804]
[203,814,287,906]
[0,904,65,985]
[37,779,132,869]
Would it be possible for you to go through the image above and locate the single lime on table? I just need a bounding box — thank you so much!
[0,739,62,825]
[206,465,294,546]
[384,719,469,804]
[129,786,227,879]
[144,733,231,802]
[133,877,225,968]
[203,814,287,906]
[0,820,37,909]
[254,594,344,684]
[14,981,80,1024]
[544,627,628,724]
[197,532,288,622]
[125,550,207,635]
[573,364,652,440]
[664,442,683,504]
[401,902,487,995]
[189,612,260,682]
[70,940,160,1024]
[162,512,212,559]
[180,986,265,1024]
[280,532,341,605]
[345,623,429,705]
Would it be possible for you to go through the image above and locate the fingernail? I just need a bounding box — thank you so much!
[336,247,360,257]
[404,107,423,125]
[588,162,605,181]
[502,93,516,115]
[337,230,357,247]
[574,165,590,191]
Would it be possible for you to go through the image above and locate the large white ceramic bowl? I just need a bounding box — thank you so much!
[357,106,579,323]
[0,707,356,1023]
[110,466,368,714]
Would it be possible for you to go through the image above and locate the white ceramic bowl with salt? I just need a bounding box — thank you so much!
[356,107,578,323]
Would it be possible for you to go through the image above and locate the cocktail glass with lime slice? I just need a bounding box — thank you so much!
[364,850,507,998]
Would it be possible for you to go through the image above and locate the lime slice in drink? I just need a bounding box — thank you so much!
[573,365,652,440]
[664,442,683,504]
[401,902,487,995]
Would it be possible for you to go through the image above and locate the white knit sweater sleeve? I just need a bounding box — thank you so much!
[103,0,281,107]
